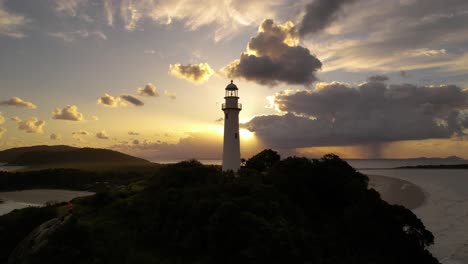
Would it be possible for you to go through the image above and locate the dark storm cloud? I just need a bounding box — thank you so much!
[367,75,389,82]
[120,95,144,106]
[246,82,468,149]
[225,19,322,86]
[299,0,358,36]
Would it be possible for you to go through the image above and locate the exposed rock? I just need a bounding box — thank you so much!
[8,216,71,264]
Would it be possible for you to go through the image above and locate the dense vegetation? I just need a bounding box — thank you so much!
[0,169,149,191]
[1,151,439,264]
[0,145,76,163]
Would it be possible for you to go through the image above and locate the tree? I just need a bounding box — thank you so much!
[244,149,281,172]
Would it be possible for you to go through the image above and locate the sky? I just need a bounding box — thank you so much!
[0,0,467,160]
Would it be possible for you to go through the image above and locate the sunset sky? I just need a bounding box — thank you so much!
[0,0,467,160]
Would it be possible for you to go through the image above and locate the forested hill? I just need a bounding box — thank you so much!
[0,145,77,163]
[0,145,150,167]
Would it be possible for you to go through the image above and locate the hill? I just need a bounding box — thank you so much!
[0,151,440,264]
[0,145,151,170]
[0,145,77,163]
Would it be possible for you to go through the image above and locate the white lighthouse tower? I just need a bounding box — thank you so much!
[222,80,242,172]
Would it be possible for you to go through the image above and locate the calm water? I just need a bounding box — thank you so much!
[153,158,467,169]
[0,163,25,172]
[360,169,468,264]
[0,190,94,216]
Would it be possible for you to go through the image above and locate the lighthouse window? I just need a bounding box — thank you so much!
[235,132,238,139]
[225,113,229,119]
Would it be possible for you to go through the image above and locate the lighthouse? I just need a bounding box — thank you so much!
[222,80,242,172]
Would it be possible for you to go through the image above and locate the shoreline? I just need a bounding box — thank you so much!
[0,189,94,216]
[367,174,426,210]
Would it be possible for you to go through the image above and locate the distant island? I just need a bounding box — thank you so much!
[396,164,468,169]
[0,145,151,170]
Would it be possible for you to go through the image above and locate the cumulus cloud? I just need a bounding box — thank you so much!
[128,131,139,136]
[97,93,120,107]
[0,2,29,38]
[299,0,358,36]
[169,63,215,84]
[10,116,20,122]
[17,117,46,134]
[121,95,144,106]
[50,133,61,140]
[0,97,37,109]
[0,112,4,125]
[0,127,6,138]
[137,83,159,97]
[224,19,322,86]
[246,81,468,150]
[164,90,176,100]
[92,115,99,121]
[52,105,84,121]
[72,130,89,136]
[96,131,110,139]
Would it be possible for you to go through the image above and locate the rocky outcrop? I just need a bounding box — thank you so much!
[8,216,71,264]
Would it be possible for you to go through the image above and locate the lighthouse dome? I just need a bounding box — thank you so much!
[226,80,238,90]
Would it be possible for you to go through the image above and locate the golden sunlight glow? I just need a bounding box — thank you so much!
[240,128,253,140]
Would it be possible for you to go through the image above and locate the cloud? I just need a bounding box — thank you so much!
[92,115,99,121]
[305,0,468,73]
[113,132,223,160]
[72,130,89,136]
[97,93,120,107]
[215,117,224,123]
[96,130,110,139]
[0,112,4,124]
[164,90,176,100]
[0,127,5,138]
[48,30,107,42]
[98,93,144,107]
[367,75,389,83]
[52,105,84,121]
[113,130,261,161]
[0,2,29,38]
[0,97,37,109]
[120,95,144,106]
[128,131,139,136]
[112,0,282,41]
[137,83,159,97]
[50,133,61,140]
[169,63,215,84]
[53,0,87,16]
[246,81,468,150]
[17,117,46,134]
[224,19,322,86]
[299,0,358,36]
[10,116,20,122]
[132,139,140,145]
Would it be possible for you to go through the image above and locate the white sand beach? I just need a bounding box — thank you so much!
[368,174,426,209]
